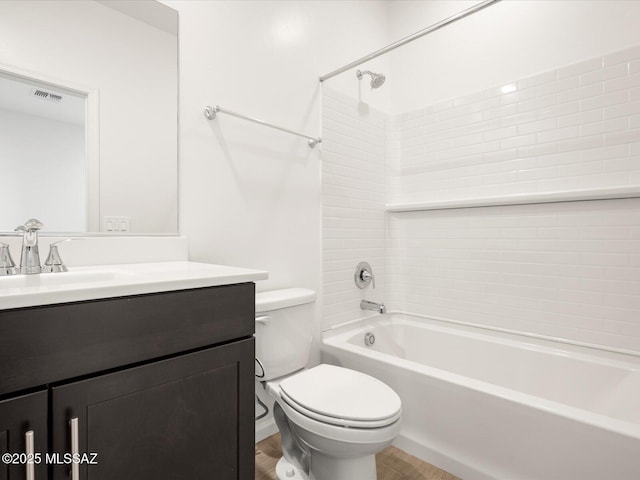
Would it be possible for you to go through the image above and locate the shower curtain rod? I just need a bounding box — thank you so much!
[203,105,322,148]
[319,0,501,83]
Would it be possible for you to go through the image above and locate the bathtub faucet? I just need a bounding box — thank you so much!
[361,300,386,314]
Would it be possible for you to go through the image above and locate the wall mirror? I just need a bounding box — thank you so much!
[0,0,178,234]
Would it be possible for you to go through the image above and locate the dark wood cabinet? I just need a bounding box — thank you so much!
[0,391,47,480]
[0,283,255,480]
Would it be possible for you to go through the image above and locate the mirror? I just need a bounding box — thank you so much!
[0,0,178,234]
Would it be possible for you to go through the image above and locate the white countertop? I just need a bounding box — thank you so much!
[0,261,268,310]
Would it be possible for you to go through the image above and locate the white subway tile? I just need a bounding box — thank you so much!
[500,134,536,149]
[517,94,557,113]
[580,117,628,137]
[558,109,602,127]
[580,63,628,86]
[483,103,518,120]
[500,111,537,127]
[604,100,640,119]
[537,76,579,96]
[580,91,628,111]
[603,73,640,94]
[536,126,579,144]
[558,57,603,79]
[558,82,603,103]
[549,134,604,154]
[518,118,557,135]
[579,171,631,188]
[516,166,558,181]
[631,60,640,75]
[518,142,557,159]
[536,150,581,167]
[604,129,640,146]
[484,126,517,141]
[537,101,579,120]
[603,45,640,66]
[580,144,629,162]
[501,88,537,105]
[557,160,602,177]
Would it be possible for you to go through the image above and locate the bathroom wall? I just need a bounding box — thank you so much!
[387,46,640,203]
[389,0,640,113]
[321,88,387,330]
[160,0,391,440]
[384,1,640,353]
[321,1,640,353]
[163,0,389,290]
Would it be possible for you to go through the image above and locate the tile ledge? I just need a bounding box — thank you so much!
[386,185,640,212]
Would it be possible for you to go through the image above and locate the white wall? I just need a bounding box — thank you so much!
[389,0,640,113]
[161,0,391,439]
[163,0,389,286]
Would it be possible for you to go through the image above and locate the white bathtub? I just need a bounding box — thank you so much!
[321,313,640,480]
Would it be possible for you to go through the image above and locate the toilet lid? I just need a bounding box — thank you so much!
[279,364,401,427]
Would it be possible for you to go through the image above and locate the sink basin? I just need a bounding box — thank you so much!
[0,270,130,289]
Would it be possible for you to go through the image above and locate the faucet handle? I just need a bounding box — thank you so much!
[0,242,18,276]
[43,238,76,273]
[15,218,44,232]
[355,261,376,289]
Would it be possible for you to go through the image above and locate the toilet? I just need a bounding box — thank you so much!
[255,288,402,480]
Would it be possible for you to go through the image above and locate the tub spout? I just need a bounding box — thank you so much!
[361,299,386,314]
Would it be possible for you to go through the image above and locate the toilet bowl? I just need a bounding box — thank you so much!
[255,289,402,480]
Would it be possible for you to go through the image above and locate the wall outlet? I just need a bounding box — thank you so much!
[103,216,130,232]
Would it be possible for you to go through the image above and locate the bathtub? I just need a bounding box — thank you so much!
[321,313,640,480]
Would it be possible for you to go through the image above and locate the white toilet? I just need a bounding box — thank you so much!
[255,288,402,480]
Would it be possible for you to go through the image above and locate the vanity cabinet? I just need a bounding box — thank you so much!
[0,391,47,480]
[0,283,255,480]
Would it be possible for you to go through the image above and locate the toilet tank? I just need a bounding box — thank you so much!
[255,288,316,382]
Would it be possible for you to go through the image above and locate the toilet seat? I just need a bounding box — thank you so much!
[278,364,401,429]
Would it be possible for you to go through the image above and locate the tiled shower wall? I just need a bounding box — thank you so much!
[387,200,640,352]
[322,46,640,352]
[387,46,640,204]
[321,89,387,330]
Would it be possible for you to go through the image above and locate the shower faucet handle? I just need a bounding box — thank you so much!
[354,262,375,289]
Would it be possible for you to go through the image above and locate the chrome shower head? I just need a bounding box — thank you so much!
[356,70,386,89]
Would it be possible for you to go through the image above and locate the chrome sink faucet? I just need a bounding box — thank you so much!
[15,218,44,275]
[360,299,386,314]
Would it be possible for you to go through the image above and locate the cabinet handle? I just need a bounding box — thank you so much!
[25,430,34,480]
[70,417,79,480]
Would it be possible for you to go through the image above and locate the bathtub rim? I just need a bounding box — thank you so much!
[324,309,640,359]
[322,312,640,442]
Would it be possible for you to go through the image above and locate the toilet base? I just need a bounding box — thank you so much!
[308,451,377,480]
[274,452,377,480]
[275,457,308,480]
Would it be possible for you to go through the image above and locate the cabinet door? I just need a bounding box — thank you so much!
[51,338,254,480]
[0,390,47,480]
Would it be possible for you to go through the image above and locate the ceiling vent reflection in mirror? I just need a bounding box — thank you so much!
[32,89,63,103]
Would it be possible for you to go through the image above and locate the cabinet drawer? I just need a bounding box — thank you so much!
[0,283,254,395]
